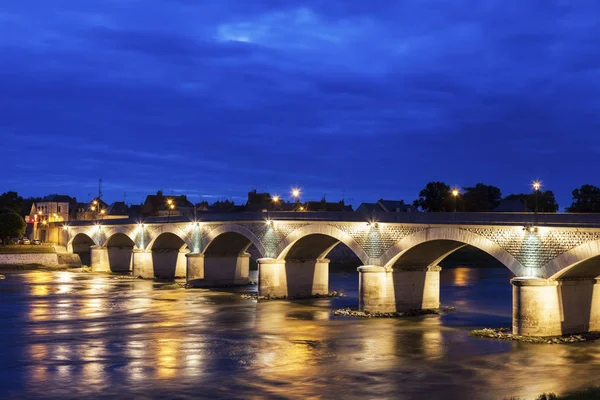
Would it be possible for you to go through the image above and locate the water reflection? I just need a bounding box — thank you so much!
[0,269,599,399]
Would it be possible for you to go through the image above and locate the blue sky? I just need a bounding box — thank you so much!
[2,0,600,208]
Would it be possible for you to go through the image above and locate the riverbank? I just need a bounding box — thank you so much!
[0,263,74,271]
[333,306,456,318]
[0,245,55,254]
[471,328,600,344]
[524,386,600,399]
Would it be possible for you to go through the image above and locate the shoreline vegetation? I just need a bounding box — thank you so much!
[333,306,456,318]
[510,386,600,400]
[471,328,600,344]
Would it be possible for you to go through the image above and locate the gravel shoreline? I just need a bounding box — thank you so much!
[333,306,456,318]
[470,328,600,344]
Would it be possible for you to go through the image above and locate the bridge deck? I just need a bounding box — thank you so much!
[58,212,600,228]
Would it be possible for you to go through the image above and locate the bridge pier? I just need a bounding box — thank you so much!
[132,249,154,279]
[512,277,600,336]
[358,265,441,313]
[90,246,109,272]
[257,258,329,298]
[186,253,251,287]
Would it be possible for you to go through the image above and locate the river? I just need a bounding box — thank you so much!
[1,268,600,399]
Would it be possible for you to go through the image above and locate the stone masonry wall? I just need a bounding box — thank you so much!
[0,254,59,266]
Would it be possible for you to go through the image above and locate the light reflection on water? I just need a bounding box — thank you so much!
[1,268,600,399]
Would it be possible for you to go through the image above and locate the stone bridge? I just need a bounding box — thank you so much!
[47,212,600,337]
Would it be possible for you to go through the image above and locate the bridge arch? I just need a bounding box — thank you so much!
[146,226,192,251]
[104,232,137,273]
[102,226,138,248]
[380,227,528,277]
[542,239,600,279]
[202,224,266,257]
[148,231,189,279]
[68,232,98,266]
[276,224,370,264]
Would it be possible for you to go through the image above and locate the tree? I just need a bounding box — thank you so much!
[566,184,600,213]
[504,191,559,212]
[212,200,235,212]
[413,182,451,212]
[0,209,26,244]
[462,183,502,212]
[0,191,24,215]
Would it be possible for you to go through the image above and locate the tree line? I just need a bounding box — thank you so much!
[413,182,600,212]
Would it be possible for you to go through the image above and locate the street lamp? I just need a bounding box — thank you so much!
[272,195,280,211]
[292,188,301,211]
[167,199,175,222]
[532,181,541,225]
[451,188,460,212]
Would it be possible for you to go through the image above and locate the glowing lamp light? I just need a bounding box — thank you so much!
[532,181,541,191]
[169,204,175,210]
[42,220,47,225]
[91,206,96,211]
[265,219,274,226]
[272,195,280,203]
[292,189,300,198]
[100,209,106,214]
[452,189,459,197]
[38,211,43,215]
[93,200,98,205]
[167,199,173,205]
[299,206,304,211]
[62,225,69,231]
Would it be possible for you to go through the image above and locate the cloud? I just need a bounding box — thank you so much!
[2,0,600,208]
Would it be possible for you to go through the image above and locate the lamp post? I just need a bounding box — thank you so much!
[167,199,175,223]
[451,188,460,212]
[292,188,300,211]
[532,181,541,225]
[272,195,279,211]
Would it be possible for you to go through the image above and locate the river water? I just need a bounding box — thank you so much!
[1,268,600,399]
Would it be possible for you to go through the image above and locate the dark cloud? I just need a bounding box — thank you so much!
[1,0,600,208]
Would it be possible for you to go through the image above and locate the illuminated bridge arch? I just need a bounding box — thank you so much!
[380,227,528,277]
[276,224,370,264]
[145,226,193,251]
[102,226,138,248]
[202,224,266,257]
[542,239,600,279]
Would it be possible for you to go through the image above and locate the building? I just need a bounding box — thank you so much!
[75,199,110,221]
[356,199,418,214]
[304,201,348,212]
[141,191,195,217]
[29,194,77,223]
[246,190,273,212]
